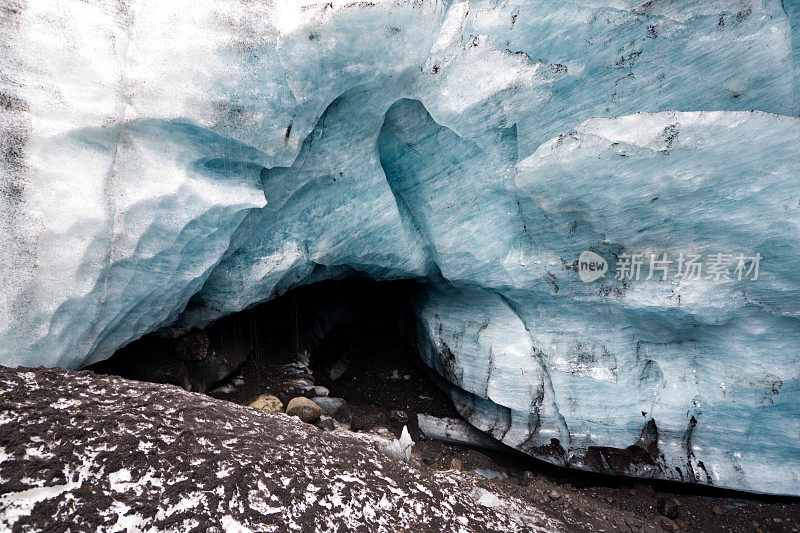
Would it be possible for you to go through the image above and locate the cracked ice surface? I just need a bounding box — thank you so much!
[1,0,799,494]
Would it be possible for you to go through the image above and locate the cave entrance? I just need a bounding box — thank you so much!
[89,277,459,438]
[91,276,537,479]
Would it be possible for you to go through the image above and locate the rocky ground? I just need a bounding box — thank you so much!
[0,365,566,532]
[206,326,800,533]
[2,354,799,533]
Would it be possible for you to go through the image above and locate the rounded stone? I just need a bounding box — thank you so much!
[286,397,322,423]
[247,394,283,412]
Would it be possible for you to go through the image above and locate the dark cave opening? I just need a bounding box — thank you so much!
[90,275,564,483]
[89,275,538,470]
[89,276,517,468]
[89,276,479,438]
[89,277,423,397]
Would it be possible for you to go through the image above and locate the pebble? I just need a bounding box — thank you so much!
[287,378,314,390]
[306,385,329,397]
[286,397,322,423]
[712,505,725,516]
[311,397,348,416]
[315,416,335,431]
[246,394,283,412]
[548,490,562,501]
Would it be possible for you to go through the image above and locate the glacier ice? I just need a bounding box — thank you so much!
[1,0,799,495]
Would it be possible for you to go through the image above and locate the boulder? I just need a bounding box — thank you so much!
[286,397,322,423]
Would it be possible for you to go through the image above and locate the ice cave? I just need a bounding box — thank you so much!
[1,0,799,515]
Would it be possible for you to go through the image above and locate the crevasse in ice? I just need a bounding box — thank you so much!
[1,0,798,494]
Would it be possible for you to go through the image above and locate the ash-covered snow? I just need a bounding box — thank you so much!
[0,366,565,532]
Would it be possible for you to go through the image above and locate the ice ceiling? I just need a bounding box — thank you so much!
[1,0,799,495]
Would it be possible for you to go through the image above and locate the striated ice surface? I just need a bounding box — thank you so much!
[1,0,799,494]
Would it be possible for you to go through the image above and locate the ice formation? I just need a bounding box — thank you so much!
[1,0,798,494]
